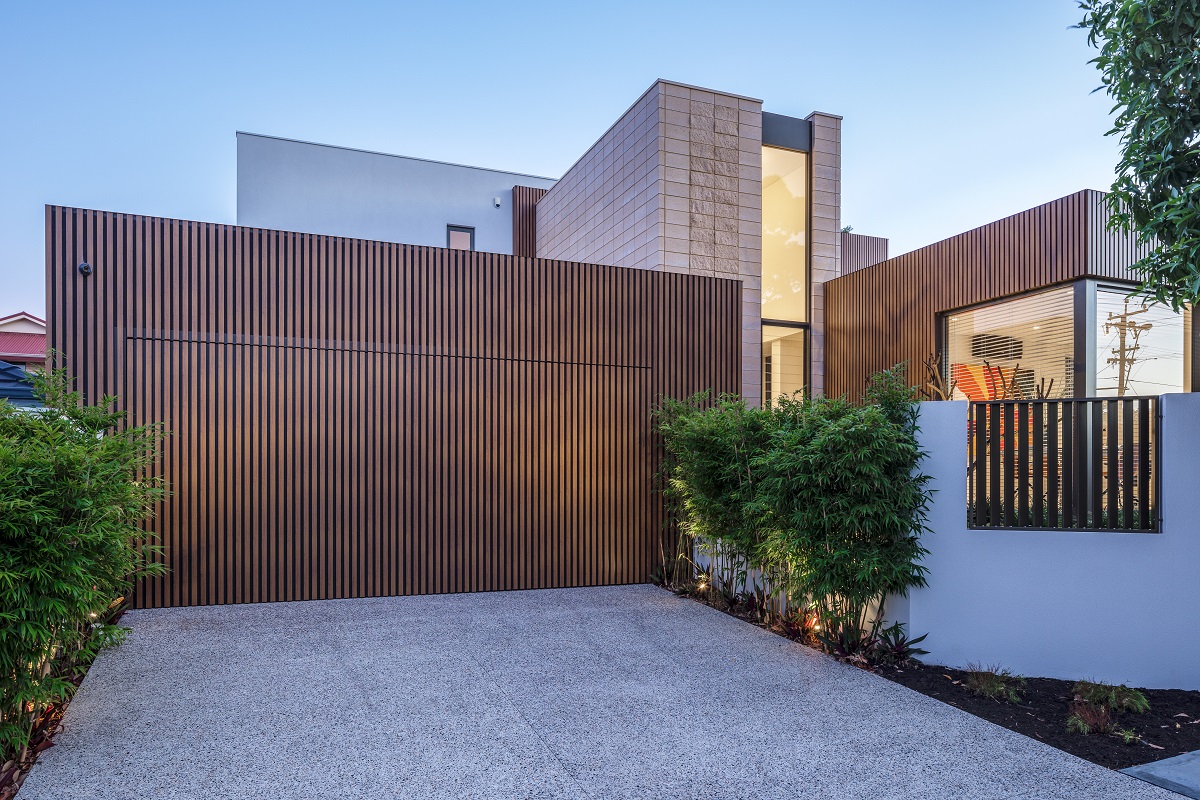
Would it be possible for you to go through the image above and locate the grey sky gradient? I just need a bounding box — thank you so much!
[1,1,1118,317]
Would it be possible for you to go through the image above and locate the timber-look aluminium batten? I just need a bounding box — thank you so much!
[48,206,741,608]
[824,190,1153,398]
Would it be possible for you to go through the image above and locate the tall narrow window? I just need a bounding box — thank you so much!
[447,225,474,251]
[761,146,810,398]
[761,147,809,324]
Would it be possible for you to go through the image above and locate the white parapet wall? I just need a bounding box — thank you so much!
[900,395,1200,690]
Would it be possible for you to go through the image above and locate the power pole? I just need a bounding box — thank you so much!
[1104,299,1152,396]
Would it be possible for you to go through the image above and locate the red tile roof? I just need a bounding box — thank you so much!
[0,331,46,363]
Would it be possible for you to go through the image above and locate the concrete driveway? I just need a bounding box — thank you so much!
[20,585,1174,799]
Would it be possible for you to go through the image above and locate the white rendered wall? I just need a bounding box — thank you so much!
[236,133,556,254]
[904,397,1200,690]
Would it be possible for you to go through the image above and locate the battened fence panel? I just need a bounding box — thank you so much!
[967,397,1157,532]
[48,206,740,608]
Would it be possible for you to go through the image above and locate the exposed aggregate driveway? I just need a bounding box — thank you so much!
[19,585,1177,799]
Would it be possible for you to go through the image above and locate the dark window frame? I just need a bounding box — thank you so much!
[937,280,1085,398]
[760,141,813,393]
[761,319,811,402]
[447,224,475,251]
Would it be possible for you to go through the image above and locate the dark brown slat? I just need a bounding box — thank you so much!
[972,405,986,526]
[1002,403,1016,526]
[839,231,889,274]
[1074,401,1089,529]
[1047,402,1060,528]
[511,185,548,259]
[1017,404,1029,526]
[1105,400,1118,529]
[988,403,1001,524]
[1122,398,1135,529]
[1061,402,1074,528]
[1090,401,1104,528]
[1032,402,1044,527]
[1138,398,1151,530]
[48,206,739,608]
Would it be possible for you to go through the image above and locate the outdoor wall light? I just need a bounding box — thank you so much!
[78,261,93,276]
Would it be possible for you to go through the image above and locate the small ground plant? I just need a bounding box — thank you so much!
[965,663,1026,703]
[1067,680,1149,739]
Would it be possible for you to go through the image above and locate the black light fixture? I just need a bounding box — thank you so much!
[78,261,92,276]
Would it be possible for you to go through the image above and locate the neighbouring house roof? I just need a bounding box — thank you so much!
[0,311,47,332]
[0,331,47,363]
[0,360,37,406]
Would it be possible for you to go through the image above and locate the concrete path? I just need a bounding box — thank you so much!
[20,585,1178,799]
[1125,751,1200,799]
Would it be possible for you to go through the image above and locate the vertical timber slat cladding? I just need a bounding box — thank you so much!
[47,206,739,608]
[839,231,889,274]
[511,185,548,259]
[825,190,1152,399]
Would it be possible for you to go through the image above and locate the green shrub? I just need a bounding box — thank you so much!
[655,365,932,649]
[0,368,165,766]
[755,368,931,642]
[655,393,773,594]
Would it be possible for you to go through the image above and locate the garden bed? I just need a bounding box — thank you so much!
[877,661,1200,770]
[0,678,79,800]
[671,586,1200,771]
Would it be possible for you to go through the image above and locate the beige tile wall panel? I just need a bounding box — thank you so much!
[536,79,763,404]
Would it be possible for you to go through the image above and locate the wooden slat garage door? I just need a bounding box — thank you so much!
[47,207,740,607]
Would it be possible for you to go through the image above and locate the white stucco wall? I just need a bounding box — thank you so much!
[904,396,1200,690]
[236,133,556,254]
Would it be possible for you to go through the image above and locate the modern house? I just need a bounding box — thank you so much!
[238,90,1197,407]
[826,191,1198,400]
[47,77,1197,614]
[48,78,839,607]
[238,79,842,405]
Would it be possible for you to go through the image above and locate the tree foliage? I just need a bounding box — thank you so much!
[1079,0,1200,309]
[0,369,165,766]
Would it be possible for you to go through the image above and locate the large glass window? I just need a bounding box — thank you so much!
[762,325,807,405]
[761,147,809,323]
[945,286,1075,400]
[1095,288,1190,396]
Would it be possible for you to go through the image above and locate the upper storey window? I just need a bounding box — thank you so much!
[447,225,475,251]
[761,147,809,323]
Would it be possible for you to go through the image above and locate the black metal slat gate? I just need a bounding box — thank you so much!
[968,397,1158,532]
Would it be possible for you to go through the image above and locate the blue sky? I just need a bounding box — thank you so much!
[1,1,1116,316]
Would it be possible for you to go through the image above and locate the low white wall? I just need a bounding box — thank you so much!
[904,396,1200,690]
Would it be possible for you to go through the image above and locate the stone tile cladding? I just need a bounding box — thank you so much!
[806,112,842,398]
[536,80,765,404]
